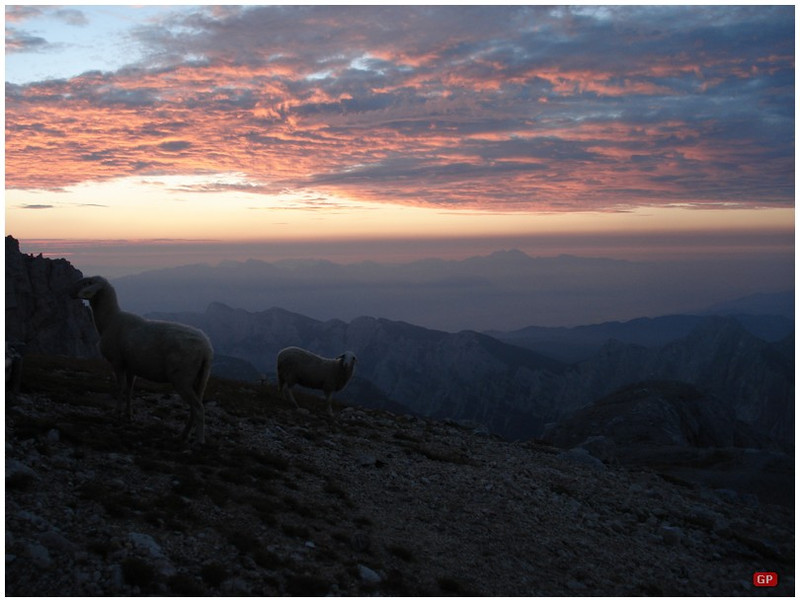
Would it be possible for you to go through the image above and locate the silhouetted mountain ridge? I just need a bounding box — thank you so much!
[149,305,793,449]
[150,303,566,440]
[487,312,794,363]
[110,250,793,331]
[700,290,793,318]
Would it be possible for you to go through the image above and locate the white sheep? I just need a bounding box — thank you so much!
[71,276,213,444]
[276,346,357,415]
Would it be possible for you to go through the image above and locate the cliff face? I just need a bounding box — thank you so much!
[5,236,98,358]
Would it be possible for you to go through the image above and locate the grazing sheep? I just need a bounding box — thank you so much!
[70,276,213,444]
[276,346,357,415]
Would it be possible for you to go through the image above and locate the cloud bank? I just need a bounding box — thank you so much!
[5,6,794,212]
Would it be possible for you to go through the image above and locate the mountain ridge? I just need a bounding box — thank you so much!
[149,304,793,450]
[699,290,794,318]
[487,311,794,363]
[110,249,793,331]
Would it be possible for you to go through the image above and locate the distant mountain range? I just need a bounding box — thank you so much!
[700,290,794,317]
[111,250,794,331]
[150,303,794,449]
[486,310,794,363]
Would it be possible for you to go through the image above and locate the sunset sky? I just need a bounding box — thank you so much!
[5,5,795,275]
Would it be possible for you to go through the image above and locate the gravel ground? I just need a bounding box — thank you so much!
[5,355,794,596]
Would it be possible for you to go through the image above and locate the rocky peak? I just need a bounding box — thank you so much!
[5,236,98,358]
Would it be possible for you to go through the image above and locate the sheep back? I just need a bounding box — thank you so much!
[277,347,355,394]
[102,312,213,385]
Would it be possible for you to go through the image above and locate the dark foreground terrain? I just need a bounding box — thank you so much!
[5,356,794,596]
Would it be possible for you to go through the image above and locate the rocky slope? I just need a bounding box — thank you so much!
[5,355,795,596]
[544,381,794,508]
[562,318,794,449]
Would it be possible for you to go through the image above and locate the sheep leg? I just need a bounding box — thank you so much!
[281,384,301,409]
[113,370,126,417]
[325,392,334,416]
[113,368,135,421]
[175,384,205,445]
[123,373,136,421]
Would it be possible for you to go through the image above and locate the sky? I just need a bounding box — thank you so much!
[4,4,796,277]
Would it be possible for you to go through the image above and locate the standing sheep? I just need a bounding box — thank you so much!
[71,276,213,444]
[276,346,357,415]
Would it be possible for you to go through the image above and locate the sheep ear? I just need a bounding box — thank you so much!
[72,278,105,300]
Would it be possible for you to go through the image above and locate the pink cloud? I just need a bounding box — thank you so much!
[5,6,793,212]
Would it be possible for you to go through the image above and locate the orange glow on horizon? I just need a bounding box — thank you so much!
[6,173,793,248]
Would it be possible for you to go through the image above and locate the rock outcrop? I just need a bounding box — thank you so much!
[543,381,794,507]
[5,236,98,358]
[546,381,745,451]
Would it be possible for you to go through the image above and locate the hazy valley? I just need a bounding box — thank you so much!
[110,250,794,332]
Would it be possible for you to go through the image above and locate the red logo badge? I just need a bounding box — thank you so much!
[753,572,778,587]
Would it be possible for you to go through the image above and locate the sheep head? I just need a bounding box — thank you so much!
[70,276,111,300]
[338,351,357,379]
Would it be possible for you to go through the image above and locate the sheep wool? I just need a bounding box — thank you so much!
[276,346,357,415]
[71,276,213,444]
